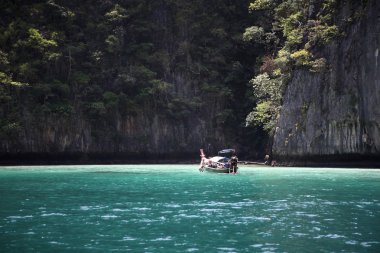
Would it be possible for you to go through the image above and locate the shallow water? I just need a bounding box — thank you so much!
[0,165,380,252]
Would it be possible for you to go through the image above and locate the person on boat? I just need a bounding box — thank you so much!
[264,154,270,165]
[199,157,209,171]
[230,153,238,173]
[199,149,212,171]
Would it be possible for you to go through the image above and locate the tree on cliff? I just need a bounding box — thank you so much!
[245,0,340,135]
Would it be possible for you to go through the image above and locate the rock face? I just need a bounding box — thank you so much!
[273,0,380,165]
[1,70,228,161]
[0,1,252,163]
[1,87,226,163]
[12,112,212,154]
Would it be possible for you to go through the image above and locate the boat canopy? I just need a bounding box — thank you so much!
[218,149,235,158]
[209,156,227,163]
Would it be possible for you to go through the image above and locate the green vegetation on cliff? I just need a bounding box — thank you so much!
[245,0,340,134]
[0,0,267,158]
[1,0,367,161]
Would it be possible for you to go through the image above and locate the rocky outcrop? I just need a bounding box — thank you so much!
[272,0,380,166]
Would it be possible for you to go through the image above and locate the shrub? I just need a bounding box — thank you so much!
[282,12,305,47]
[246,101,277,133]
[274,48,291,70]
[0,121,22,138]
[310,58,327,72]
[51,81,70,98]
[308,24,339,46]
[250,73,283,102]
[86,102,106,117]
[243,26,265,43]
[249,0,273,11]
[105,4,128,23]
[260,56,276,74]
[72,71,90,85]
[290,49,311,66]
[103,91,119,110]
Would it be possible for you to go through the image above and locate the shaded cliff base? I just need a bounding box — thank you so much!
[2,152,379,168]
[0,152,201,166]
[273,154,380,168]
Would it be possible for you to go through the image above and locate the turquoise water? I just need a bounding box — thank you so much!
[0,165,380,252]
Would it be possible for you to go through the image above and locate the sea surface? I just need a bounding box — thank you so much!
[0,165,380,252]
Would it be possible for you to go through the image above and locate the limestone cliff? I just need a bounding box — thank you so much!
[0,1,255,163]
[273,0,380,166]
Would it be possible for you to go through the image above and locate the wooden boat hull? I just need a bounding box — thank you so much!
[203,166,238,173]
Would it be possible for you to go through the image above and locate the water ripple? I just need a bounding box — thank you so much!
[360,241,380,247]
[314,234,346,239]
[151,236,173,241]
[41,213,67,217]
[7,215,33,219]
